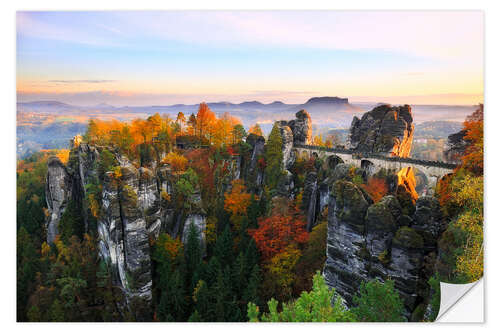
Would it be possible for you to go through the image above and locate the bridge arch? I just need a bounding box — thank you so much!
[361,159,376,178]
[293,145,457,194]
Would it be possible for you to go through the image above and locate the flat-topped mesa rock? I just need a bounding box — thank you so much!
[349,104,414,158]
[305,96,349,105]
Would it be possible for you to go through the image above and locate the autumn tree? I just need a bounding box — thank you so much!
[176,112,186,134]
[224,179,251,216]
[248,123,263,136]
[196,103,216,143]
[462,104,483,175]
[162,152,188,173]
[248,210,308,261]
[436,104,484,283]
[362,177,389,203]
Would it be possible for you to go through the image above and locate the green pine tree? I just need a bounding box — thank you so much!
[264,123,284,192]
[351,279,406,322]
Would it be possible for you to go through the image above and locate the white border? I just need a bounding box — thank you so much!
[2,1,497,332]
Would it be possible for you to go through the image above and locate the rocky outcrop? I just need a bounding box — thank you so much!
[324,181,370,304]
[273,109,313,172]
[99,162,154,301]
[288,110,313,145]
[45,139,208,314]
[275,121,295,169]
[323,180,443,320]
[444,129,467,163]
[349,104,414,157]
[302,172,319,231]
[244,133,266,189]
[45,156,72,244]
[412,196,443,250]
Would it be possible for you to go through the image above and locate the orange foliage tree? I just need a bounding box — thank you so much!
[248,123,263,136]
[462,104,483,175]
[224,179,251,216]
[162,152,188,173]
[362,177,388,203]
[248,209,308,261]
[196,102,216,142]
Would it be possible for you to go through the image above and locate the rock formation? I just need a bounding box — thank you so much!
[273,109,313,172]
[349,104,414,157]
[288,110,313,145]
[323,176,444,319]
[45,138,208,310]
[45,156,72,244]
[275,121,295,170]
[444,129,468,163]
[242,133,266,190]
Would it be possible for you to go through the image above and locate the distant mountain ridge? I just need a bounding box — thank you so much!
[17,96,360,128]
[17,97,476,129]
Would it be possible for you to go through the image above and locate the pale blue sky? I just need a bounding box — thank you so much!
[17,11,483,105]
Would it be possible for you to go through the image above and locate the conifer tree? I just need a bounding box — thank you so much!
[215,225,234,269]
[264,123,284,192]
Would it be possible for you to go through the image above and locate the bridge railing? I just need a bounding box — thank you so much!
[294,144,458,170]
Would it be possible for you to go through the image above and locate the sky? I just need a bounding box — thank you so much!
[16,11,484,106]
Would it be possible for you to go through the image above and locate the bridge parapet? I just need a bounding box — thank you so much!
[294,144,458,170]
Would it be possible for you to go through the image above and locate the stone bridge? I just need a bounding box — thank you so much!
[294,144,458,193]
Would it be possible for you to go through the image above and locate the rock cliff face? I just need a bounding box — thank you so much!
[275,121,295,170]
[99,162,157,301]
[46,156,72,244]
[242,133,266,191]
[323,176,444,319]
[349,104,414,157]
[45,139,208,309]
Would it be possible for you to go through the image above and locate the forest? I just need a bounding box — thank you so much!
[16,102,483,322]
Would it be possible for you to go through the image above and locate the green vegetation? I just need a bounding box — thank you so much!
[351,279,406,322]
[248,272,355,322]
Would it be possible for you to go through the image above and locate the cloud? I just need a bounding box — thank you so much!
[47,80,117,84]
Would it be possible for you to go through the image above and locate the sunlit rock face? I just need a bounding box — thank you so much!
[45,156,72,244]
[349,104,414,157]
[397,167,419,201]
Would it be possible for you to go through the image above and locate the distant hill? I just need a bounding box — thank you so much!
[414,121,463,139]
[17,96,363,128]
